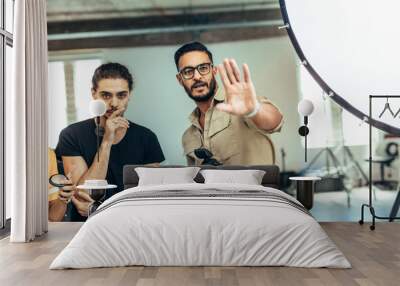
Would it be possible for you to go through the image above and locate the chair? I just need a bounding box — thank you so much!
[367,155,398,190]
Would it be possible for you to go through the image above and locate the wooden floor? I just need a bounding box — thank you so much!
[0,222,399,286]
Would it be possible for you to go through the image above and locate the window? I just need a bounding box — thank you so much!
[5,0,13,33]
[48,58,102,149]
[1,0,14,232]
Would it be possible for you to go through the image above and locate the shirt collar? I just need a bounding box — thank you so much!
[188,87,225,129]
[188,107,202,130]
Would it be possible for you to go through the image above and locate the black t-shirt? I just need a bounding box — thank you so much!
[55,118,165,220]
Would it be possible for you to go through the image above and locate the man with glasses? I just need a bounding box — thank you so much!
[175,42,283,165]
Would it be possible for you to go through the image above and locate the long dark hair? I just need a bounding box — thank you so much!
[92,62,134,91]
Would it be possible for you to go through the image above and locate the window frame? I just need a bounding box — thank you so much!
[0,0,14,234]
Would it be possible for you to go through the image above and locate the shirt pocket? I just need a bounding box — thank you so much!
[182,134,202,165]
[208,113,240,162]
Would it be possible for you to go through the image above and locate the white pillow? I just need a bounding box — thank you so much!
[200,169,266,185]
[135,167,201,186]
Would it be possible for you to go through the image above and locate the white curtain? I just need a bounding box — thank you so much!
[9,0,48,242]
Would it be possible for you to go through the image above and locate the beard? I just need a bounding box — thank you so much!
[184,77,217,103]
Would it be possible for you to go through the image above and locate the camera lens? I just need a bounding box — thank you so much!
[194,148,213,159]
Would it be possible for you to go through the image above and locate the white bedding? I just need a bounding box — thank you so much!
[50,183,351,269]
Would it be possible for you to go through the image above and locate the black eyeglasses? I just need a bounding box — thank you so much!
[179,63,213,80]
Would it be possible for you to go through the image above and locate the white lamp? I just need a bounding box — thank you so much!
[297,99,315,162]
[298,99,314,117]
[89,99,107,162]
[90,99,107,118]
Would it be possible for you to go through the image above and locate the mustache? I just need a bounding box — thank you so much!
[106,107,118,113]
[191,81,208,90]
[184,77,216,103]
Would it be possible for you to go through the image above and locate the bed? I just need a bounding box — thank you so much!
[50,165,351,269]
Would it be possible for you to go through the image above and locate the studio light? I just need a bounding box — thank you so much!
[298,99,314,162]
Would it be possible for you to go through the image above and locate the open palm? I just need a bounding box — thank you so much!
[216,59,258,116]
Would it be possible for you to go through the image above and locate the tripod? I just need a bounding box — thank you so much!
[300,105,369,207]
[300,144,368,207]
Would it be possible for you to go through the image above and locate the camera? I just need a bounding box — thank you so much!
[194,148,222,166]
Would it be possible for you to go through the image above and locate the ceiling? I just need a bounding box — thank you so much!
[46,0,284,51]
[47,0,280,21]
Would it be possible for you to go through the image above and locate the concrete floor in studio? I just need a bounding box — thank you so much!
[310,186,400,222]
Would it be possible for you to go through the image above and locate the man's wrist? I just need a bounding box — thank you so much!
[101,137,113,147]
[244,100,261,118]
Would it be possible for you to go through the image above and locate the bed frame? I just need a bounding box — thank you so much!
[123,165,281,189]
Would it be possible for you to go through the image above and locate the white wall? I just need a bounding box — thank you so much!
[101,37,305,168]
[48,59,101,149]
[74,59,102,121]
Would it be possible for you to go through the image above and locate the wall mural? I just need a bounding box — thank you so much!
[47,0,377,221]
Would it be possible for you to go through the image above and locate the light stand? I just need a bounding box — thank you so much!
[89,100,106,162]
[298,116,309,161]
[298,99,314,162]
[95,117,100,162]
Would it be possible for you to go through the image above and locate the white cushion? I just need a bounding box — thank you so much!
[135,167,201,186]
[200,169,266,185]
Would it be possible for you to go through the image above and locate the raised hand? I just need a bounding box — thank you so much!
[103,107,130,144]
[215,58,258,116]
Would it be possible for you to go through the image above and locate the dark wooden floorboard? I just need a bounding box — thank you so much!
[0,222,399,286]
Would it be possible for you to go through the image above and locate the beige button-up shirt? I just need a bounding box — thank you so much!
[182,89,283,166]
